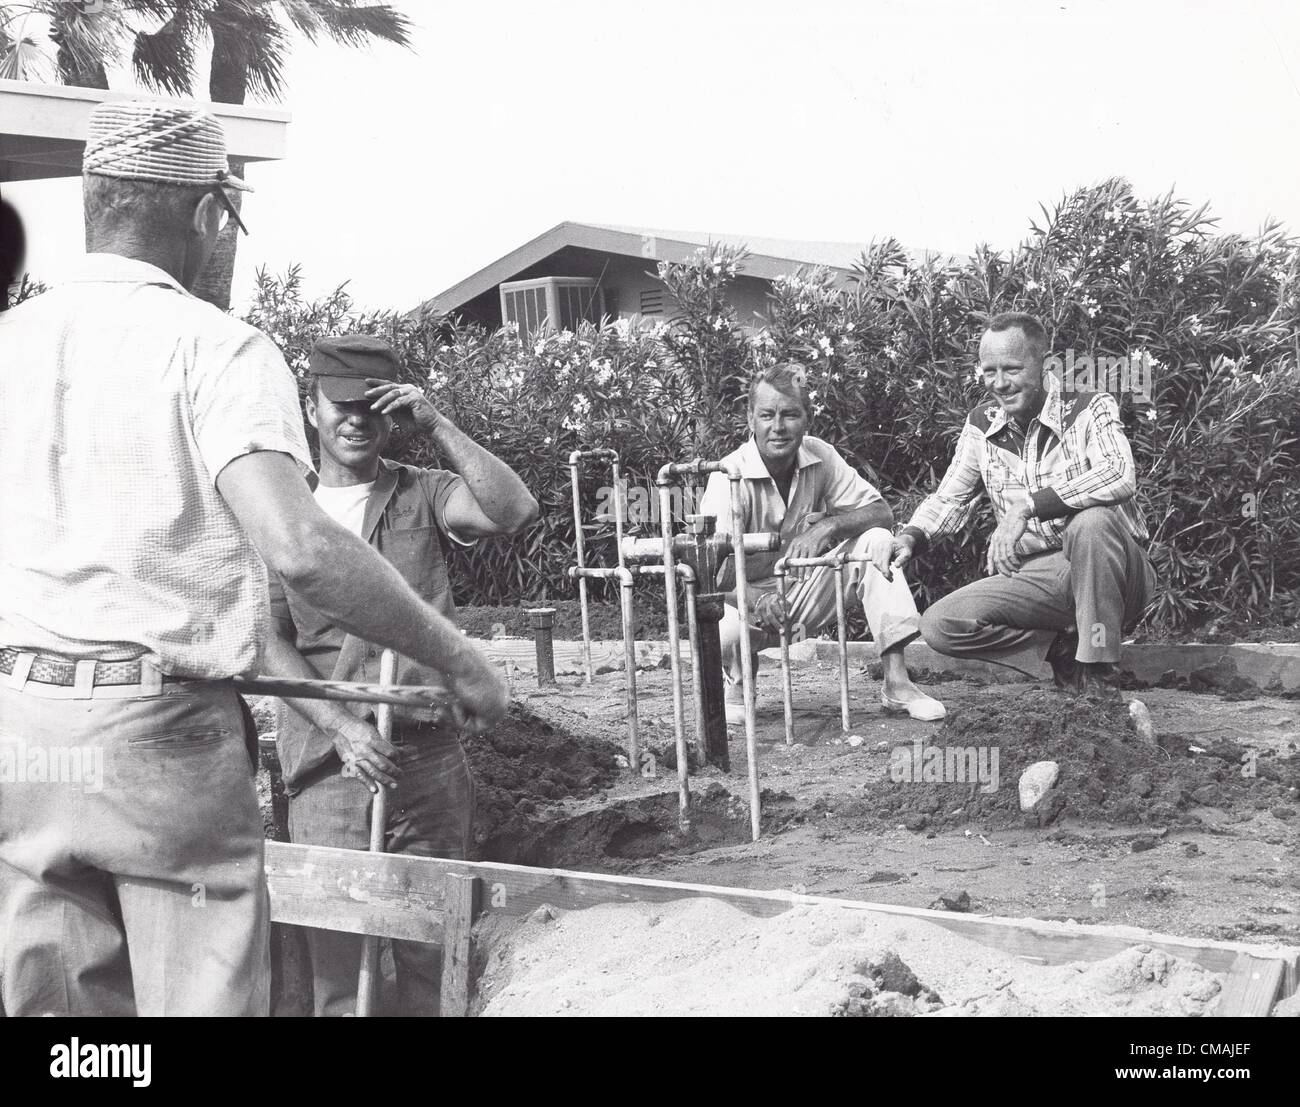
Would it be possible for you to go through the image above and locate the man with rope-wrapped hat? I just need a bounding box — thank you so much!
[0,100,507,1016]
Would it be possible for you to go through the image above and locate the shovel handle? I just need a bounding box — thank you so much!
[356,648,398,1017]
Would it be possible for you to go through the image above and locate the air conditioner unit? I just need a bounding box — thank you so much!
[500,277,604,340]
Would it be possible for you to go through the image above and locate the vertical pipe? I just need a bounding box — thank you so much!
[833,555,851,732]
[727,474,762,842]
[611,459,627,570]
[683,572,706,763]
[356,647,397,1018]
[657,475,690,830]
[569,455,593,684]
[527,607,556,686]
[618,571,640,773]
[775,562,795,747]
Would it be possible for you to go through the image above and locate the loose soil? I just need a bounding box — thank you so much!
[254,648,1300,1016]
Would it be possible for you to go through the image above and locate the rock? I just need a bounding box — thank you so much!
[1130,772,1154,799]
[932,890,972,913]
[863,951,921,996]
[1130,835,1159,853]
[1128,699,1156,743]
[866,992,918,1017]
[1191,784,1222,807]
[902,813,928,831]
[872,740,890,753]
[530,905,557,924]
[1182,842,1201,857]
[846,734,865,748]
[1018,761,1060,812]
[1271,806,1296,820]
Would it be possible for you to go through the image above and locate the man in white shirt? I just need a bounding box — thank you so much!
[699,363,944,723]
[0,102,506,1017]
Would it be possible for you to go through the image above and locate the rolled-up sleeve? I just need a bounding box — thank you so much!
[190,330,312,485]
[1030,393,1137,520]
[902,422,985,552]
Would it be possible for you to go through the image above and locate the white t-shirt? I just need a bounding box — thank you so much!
[314,481,375,536]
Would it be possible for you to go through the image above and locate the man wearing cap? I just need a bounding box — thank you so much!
[265,334,538,1017]
[0,101,507,1017]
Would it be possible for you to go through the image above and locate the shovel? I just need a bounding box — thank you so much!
[355,647,397,1017]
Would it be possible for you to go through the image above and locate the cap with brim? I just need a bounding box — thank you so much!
[83,100,252,192]
[309,335,401,402]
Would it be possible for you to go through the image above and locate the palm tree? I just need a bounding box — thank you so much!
[2,1,412,309]
[133,2,413,309]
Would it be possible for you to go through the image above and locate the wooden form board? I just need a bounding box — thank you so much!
[265,842,1299,1005]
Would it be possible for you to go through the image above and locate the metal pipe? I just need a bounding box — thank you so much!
[356,648,397,1017]
[526,607,556,686]
[832,553,851,732]
[774,559,795,748]
[635,563,704,762]
[768,550,890,742]
[568,566,640,771]
[655,470,691,831]
[724,465,763,842]
[568,451,593,684]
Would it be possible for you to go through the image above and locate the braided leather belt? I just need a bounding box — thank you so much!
[0,648,185,687]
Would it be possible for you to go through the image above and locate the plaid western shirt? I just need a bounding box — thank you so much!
[901,375,1148,557]
[0,253,311,678]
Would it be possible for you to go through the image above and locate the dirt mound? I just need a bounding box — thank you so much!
[818,687,1300,832]
[467,703,624,859]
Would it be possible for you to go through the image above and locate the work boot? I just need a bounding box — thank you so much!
[1046,629,1080,691]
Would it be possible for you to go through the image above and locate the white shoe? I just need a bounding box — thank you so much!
[880,691,946,722]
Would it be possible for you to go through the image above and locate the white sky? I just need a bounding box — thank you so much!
[8,0,1300,313]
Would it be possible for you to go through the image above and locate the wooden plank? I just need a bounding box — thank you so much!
[265,840,445,943]
[439,873,479,1018]
[1214,953,1287,1017]
[264,843,1300,989]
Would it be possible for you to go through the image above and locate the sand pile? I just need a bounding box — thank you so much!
[838,686,1300,831]
[474,898,1225,1017]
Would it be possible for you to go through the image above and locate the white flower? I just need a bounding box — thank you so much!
[543,435,551,444]
[1251,372,1263,383]
[1144,408,1157,421]
[1025,279,1041,292]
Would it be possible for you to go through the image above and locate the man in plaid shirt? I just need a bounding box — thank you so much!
[890,312,1156,691]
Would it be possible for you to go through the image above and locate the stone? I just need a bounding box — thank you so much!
[1129,772,1154,799]
[932,890,972,913]
[902,813,928,831]
[846,734,865,748]
[1018,761,1060,812]
[1128,700,1156,743]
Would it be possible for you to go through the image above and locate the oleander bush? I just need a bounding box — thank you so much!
[244,177,1300,632]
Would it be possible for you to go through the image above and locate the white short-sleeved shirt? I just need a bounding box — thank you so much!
[698,435,883,588]
[0,253,312,678]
